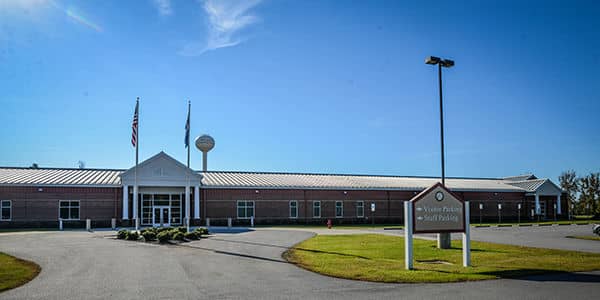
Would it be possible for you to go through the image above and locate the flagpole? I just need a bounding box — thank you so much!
[185,100,191,232]
[187,100,191,168]
[134,97,139,231]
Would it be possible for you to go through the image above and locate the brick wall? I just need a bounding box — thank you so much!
[0,185,570,228]
[0,186,121,227]
[202,188,568,224]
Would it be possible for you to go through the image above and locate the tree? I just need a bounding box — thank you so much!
[559,170,578,212]
[578,173,600,216]
[77,161,86,169]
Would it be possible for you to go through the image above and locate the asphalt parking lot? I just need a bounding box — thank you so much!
[0,226,599,300]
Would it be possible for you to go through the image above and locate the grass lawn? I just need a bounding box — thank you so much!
[284,234,600,283]
[0,252,40,292]
[574,215,595,220]
[566,235,600,241]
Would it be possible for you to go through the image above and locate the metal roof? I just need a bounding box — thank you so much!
[504,178,560,193]
[503,174,537,181]
[199,171,529,192]
[0,167,123,187]
[0,166,553,193]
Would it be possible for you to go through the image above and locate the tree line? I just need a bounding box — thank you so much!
[559,170,600,216]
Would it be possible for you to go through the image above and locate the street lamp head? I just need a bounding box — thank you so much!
[441,59,455,68]
[425,56,441,65]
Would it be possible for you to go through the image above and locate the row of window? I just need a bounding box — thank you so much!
[1,199,366,221]
[0,200,80,221]
[236,200,366,219]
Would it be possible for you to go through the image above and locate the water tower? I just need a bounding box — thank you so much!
[195,134,215,172]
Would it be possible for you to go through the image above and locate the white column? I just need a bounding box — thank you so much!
[404,201,413,270]
[185,185,191,225]
[122,186,129,220]
[194,185,200,219]
[557,194,562,215]
[133,185,139,221]
[463,201,471,267]
[534,193,540,215]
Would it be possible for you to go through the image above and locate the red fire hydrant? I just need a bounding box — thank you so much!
[327,219,332,229]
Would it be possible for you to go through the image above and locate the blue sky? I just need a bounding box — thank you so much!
[0,0,599,182]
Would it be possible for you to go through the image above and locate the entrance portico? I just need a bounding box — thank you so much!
[522,179,564,219]
[120,152,202,226]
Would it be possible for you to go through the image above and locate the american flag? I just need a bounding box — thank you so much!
[131,99,139,147]
[184,102,190,148]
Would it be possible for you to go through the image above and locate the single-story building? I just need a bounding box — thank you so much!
[0,151,568,228]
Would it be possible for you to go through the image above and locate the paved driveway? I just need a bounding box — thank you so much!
[259,224,600,253]
[1,228,599,300]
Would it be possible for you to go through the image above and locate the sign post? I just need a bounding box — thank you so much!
[479,203,483,224]
[517,203,521,223]
[463,201,470,267]
[405,182,469,269]
[371,202,376,226]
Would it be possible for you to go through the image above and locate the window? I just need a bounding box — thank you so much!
[170,194,181,224]
[237,201,255,219]
[356,201,364,218]
[335,201,343,218]
[1,200,11,221]
[142,194,152,225]
[289,200,298,218]
[313,201,321,218]
[141,194,182,225]
[59,200,80,220]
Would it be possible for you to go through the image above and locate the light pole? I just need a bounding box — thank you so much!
[426,56,454,249]
[498,203,502,224]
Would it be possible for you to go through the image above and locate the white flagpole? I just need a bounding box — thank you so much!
[186,100,191,233]
[134,97,139,231]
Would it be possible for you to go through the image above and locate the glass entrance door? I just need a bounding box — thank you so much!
[153,206,170,227]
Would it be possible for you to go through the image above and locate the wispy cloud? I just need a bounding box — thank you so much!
[178,0,262,56]
[152,0,172,16]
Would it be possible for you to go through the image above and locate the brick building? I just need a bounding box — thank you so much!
[0,152,567,228]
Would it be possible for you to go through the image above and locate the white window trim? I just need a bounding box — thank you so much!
[289,200,298,219]
[313,201,321,218]
[356,201,364,218]
[59,200,80,220]
[335,201,343,218]
[1,200,11,221]
[142,193,183,226]
[237,200,255,220]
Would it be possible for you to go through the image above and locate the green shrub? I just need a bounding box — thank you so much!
[141,230,157,241]
[194,227,209,235]
[173,232,184,241]
[184,231,199,240]
[141,227,157,234]
[156,227,172,233]
[177,226,187,234]
[157,231,171,243]
[126,231,139,241]
[117,229,128,239]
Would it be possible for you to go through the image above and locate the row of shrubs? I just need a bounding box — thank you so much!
[117,226,209,243]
